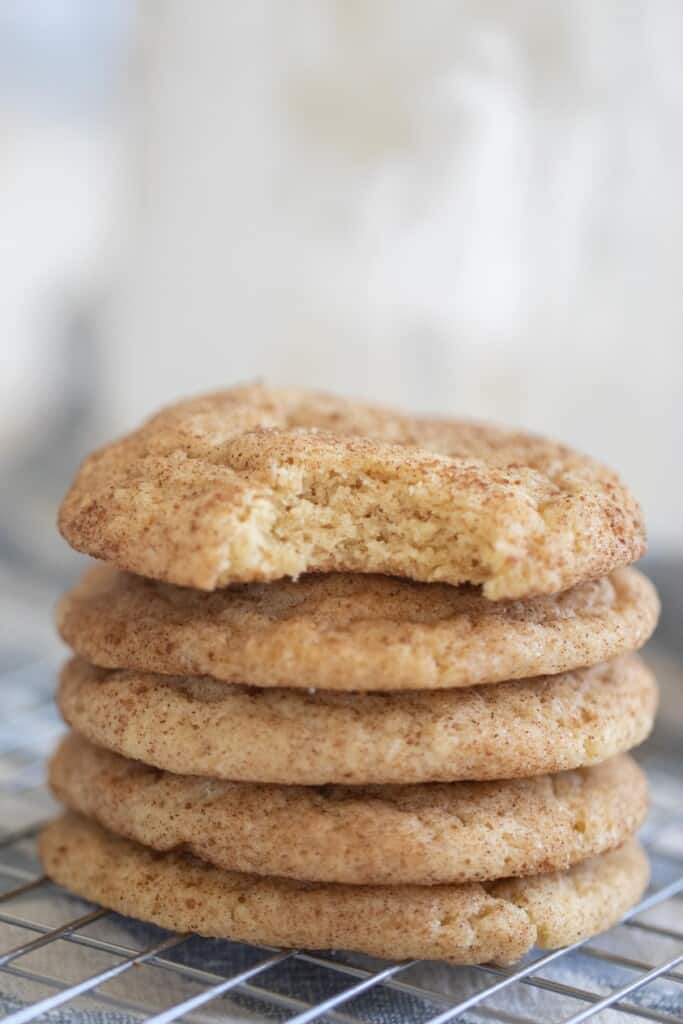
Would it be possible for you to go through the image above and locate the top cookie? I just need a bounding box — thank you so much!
[58,384,645,598]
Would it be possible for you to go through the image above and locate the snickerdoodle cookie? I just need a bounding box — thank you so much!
[57,564,658,691]
[50,734,648,886]
[58,385,645,599]
[40,814,649,964]
[57,655,657,785]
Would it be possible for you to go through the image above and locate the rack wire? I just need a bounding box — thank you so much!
[1,660,682,1024]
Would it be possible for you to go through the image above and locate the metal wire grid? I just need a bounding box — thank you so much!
[1,660,682,1024]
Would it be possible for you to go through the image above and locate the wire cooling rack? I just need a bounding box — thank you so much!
[1,660,682,1024]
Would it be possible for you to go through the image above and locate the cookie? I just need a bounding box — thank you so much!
[58,385,645,599]
[50,734,648,885]
[57,656,657,784]
[57,565,658,691]
[39,815,649,964]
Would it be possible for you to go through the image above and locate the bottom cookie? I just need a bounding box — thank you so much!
[40,814,648,965]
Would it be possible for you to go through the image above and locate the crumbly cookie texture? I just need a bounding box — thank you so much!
[57,385,645,599]
[57,564,659,691]
[57,655,657,785]
[50,735,648,886]
[39,815,648,965]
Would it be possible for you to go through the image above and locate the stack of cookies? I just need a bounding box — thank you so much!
[42,385,660,965]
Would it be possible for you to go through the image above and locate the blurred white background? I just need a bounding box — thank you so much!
[1,0,682,663]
